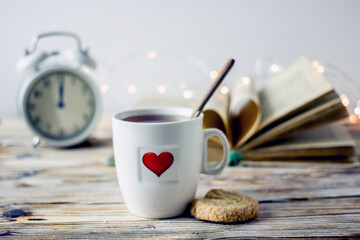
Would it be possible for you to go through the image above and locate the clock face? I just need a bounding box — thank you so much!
[25,70,96,140]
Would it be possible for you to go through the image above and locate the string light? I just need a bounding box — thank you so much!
[353,95,360,123]
[312,61,320,69]
[270,64,280,73]
[317,65,325,73]
[147,51,157,60]
[82,67,90,74]
[127,85,136,94]
[349,114,359,124]
[310,61,360,124]
[157,85,166,94]
[220,86,229,94]
[100,84,109,93]
[242,76,251,85]
[210,70,218,80]
[354,107,360,115]
[183,90,194,99]
[340,94,350,107]
[312,60,325,73]
[340,93,360,124]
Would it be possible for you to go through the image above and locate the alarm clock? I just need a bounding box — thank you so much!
[17,32,102,147]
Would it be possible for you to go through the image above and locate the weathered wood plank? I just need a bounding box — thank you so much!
[1,117,360,239]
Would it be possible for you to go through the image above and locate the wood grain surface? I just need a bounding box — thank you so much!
[1,116,360,239]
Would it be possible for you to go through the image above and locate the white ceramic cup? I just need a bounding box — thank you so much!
[112,107,229,218]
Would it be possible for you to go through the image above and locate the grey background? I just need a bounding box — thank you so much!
[1,0,359,115]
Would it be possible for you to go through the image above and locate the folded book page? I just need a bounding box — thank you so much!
[202,89,231,141]
[242,122,355,160]
[229,77,261,148]
[241,91,348,151]
[203,77,261,148]
[258,56,334,131]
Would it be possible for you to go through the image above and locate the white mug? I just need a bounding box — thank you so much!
[112,107,229,218]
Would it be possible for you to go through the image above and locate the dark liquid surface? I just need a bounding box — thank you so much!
[123,114,187,123]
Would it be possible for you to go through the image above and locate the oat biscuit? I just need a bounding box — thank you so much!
[191,189,259,223]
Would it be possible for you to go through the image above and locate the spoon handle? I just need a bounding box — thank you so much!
[189,58,235,119]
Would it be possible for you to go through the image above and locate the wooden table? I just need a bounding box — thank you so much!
[1,116,360,239]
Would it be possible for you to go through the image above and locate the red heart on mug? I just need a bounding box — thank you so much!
[142,152,174,177]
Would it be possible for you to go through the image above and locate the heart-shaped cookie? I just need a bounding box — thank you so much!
[142,152,174,177]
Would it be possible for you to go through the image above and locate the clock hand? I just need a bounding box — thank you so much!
[58,75,65,108]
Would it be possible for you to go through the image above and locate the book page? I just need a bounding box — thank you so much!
[203,89,231,142]
[242,123,355,160]
[229,77,261,148]
[258,56,334,130]
[241,92,348,151]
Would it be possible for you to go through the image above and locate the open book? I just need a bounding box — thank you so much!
[135,56,355,161]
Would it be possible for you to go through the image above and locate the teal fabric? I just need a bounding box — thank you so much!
[229,150,243,166]
[107,153,115,166]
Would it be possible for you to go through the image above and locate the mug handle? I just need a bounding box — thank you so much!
[201,128,229,175]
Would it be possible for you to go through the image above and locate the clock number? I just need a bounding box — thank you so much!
[82,84,89,94]
[43,78,50,88]
[57,74,65,108]
[27,102,36,111]
[59,129,65,137]
[34,89,43,98]
[34,116,41,125]
[88,99,94,108]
